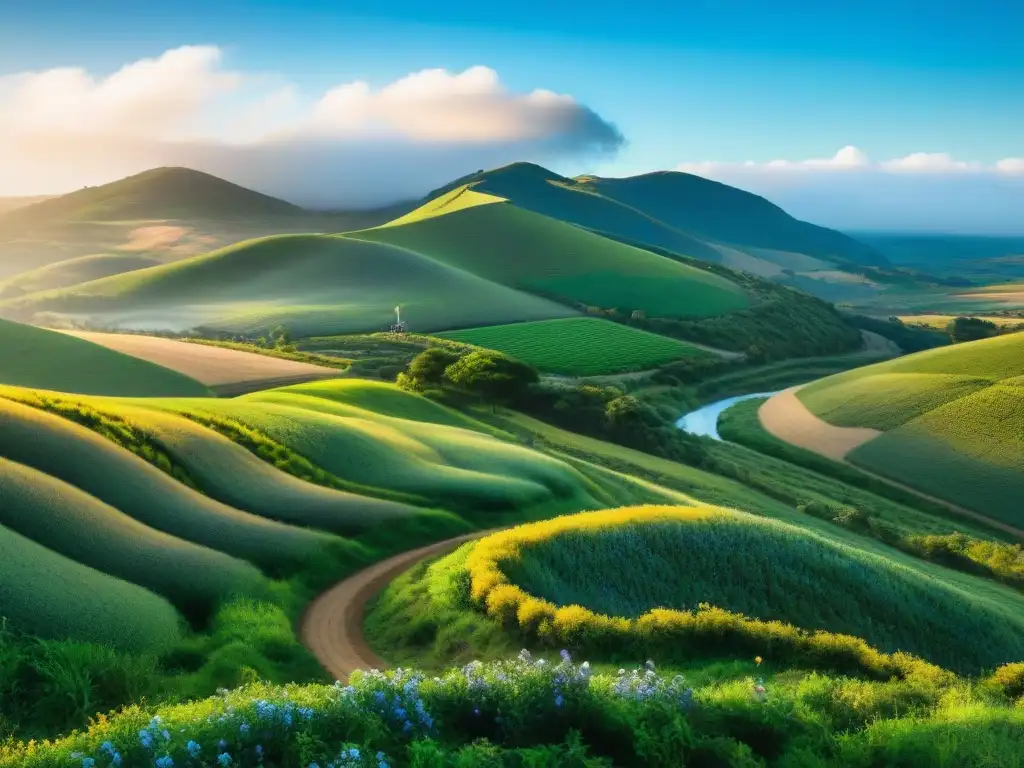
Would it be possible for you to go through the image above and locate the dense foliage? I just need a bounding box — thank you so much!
[845,314,950,353]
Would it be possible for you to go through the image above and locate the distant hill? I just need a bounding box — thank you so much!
[0,196,55,215]
[0,253,163,299]
[0,167,303,230]
[427,162,889,270]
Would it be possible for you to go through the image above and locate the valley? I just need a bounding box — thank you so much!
[1,161,1022,768]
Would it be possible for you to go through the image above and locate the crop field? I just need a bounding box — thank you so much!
[3,233,575,337]
[438,317,715,375]
[0,318,210,396]
[351,200,751,318]
[62,331,342,391]
[461,505,1024,673]
[791,333,1024,521]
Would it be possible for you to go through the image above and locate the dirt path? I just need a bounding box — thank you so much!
[62,331,341,390]
[300,530,493,681]
[758,386,881,460]
[758,387,1024,540]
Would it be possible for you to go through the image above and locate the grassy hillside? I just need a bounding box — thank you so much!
[797,333,1024,525]
[352,198,751,318]
[0,518,182,652]
[427,162,887,268]
[0,167,302,229]
[439,317,717,375]
[0,318,211,396]
[464,506,1024,673]
[0,253,162,298]
[3,234,575,336]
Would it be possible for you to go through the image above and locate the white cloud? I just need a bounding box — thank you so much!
[0,46,622,203]
[676,146,1023,178]
[671,146,1024,234]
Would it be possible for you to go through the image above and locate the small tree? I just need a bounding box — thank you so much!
[270,325,291,347]
[444,350,538,407]
[404,347,464,390]
[947,316,997,343]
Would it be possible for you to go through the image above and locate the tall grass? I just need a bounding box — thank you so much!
[463,506,1024,675]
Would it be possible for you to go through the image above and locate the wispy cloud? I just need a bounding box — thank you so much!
[0,46,623,204]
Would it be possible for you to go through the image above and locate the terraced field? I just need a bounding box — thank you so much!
[438,317,716,375]
[0,317,210,396]
[786,333,1024,526]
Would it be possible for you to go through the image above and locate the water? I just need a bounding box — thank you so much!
[674,392,778,441]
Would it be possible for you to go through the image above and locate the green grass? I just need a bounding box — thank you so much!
[0,318,210,396]
[438,318,716,375]
[503,509,1024,672]
[796,333,1024,523]
[0,395,336,574]
[0,456,266,621]
[4,233,576,337]
[352,200,751,318]
[0,252,161,298]
[0,520,181,652]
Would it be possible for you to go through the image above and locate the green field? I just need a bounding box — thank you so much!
[796,333,1024,523]
[351,197,751,318]
[496,507,1024,672]
[3,233,576,337]
[438,317,716,375]
[0,318,211,396]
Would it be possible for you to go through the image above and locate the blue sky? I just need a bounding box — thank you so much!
[2,0,1023,230]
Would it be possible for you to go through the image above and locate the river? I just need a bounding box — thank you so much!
[674,392,778,440]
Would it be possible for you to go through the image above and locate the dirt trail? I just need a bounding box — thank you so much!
[759,386,1024,540]
[300,530,492,681]
[758,386,881,461]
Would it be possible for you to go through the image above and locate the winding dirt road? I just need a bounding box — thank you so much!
[300,530,492,682]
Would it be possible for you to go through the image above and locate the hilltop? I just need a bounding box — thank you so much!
[427,162,889,274]
[0,168,303,230]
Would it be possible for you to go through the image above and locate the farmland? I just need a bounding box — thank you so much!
[438,317,717,375]
[780,333,1024,524]
[62,331,343,394]
[0,317,211,396]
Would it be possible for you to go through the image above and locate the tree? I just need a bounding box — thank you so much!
[947,316,998,343]
[405,347,464,389]
[444,350,538,405]
[270,325,291,346]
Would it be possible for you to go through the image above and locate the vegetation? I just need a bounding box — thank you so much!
[845,313,951,352]
[0,252,161,299]
[457,506,1024,674]
[796,333,1024,524]
[3,233,575,337]
[352,198,751,318]
[0,317,211,396]
[439,318,715,375]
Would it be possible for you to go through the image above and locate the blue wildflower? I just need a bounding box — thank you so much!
[155,757,174,768]
[555,694,565,708]
[217,754,233,767]
[187,740,201,758]
[100,742,115,755]
[348,748,360,759]
[81,759,95,768]
[218,740,228,753]
[139,730,154,749]
[240,722,250,736]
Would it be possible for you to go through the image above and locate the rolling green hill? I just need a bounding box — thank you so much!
[797,333,1024,526]
[0,252,162,298]
[0,317,211,396]
[427,162,887,268]
[0,167,301,229]
[351,192,751,318]
[1,233,576,336]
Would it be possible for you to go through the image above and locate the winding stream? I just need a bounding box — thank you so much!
[675,392,778,440]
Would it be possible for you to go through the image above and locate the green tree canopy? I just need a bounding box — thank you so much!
[947,316,998,343]
[444,350,538,404]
